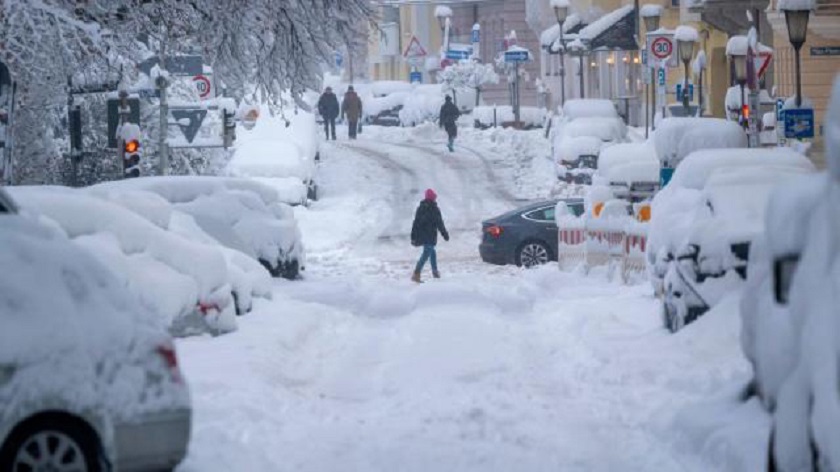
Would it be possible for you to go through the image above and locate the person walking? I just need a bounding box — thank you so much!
[439,95,460,152]
[317,87,339,140]
[341,86,363,140]
[410,188,449,283]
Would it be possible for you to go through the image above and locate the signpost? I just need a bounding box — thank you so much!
[504,48,531,124]
[410,71,422,84]
[676,83,694,102]
[783,108,815,139]
[649,35,673,62]
[403,35,427,83]
[446,49,471,61]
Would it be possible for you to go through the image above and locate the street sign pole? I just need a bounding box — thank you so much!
[514,62,520,123]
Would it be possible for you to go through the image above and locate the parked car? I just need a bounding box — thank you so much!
[480,199,584,267]
[0,189,191,471]
[553,136,602,184]
[649,150,815,332]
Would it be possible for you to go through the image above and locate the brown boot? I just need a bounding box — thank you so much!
[432,270,441,279]
[411,271,422,283]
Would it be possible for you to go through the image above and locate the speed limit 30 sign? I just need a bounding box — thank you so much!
[193,74,213,100]
[647,33,674,64]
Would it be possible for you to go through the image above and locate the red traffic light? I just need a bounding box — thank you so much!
[741,105,750,120]
[124,139,139,153]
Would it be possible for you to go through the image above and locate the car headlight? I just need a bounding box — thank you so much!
[773,255,800,305]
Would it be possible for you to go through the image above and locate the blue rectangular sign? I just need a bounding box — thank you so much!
[409,71,422,84]
[776,99,785,121]
[446,49,471,60]
[783,108,815,139]
[676,84,694,101]
[472,29,480,43]
[657,68,665,86]
[504,50,530,63]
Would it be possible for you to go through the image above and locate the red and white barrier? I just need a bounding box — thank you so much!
[557,219,649,283]
[558,227,585,270]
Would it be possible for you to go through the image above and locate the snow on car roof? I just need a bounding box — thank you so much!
[670,148,814,190]
[562,99,619,120]
[563,117,626,142]
[654,117,747,166]
[555,136,602,161]
[598,142,657,178]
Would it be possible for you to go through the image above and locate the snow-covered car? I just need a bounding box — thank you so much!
[555,99,627,144]
[649,150,815,332]
[594,141,659,202]
[553,136,602,184]
[653,117,747,169]
[92,176,305,280]
[744,81,840,471]
[0,204,191,471]
[9,186,241,336]
[228,109,319,203]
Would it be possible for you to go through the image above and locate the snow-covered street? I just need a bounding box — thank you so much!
[175,127,750,471]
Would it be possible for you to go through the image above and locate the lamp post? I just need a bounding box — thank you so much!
[642,5,660,133]
[553,1,569,107]
[435,6,453,63]
[676,27,696,117]
[569,39,587,99]
[782,7,811,108]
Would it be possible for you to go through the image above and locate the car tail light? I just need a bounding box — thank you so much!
[486,225,503,238]
[157,342,183,383]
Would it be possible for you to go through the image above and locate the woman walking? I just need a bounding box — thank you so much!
[410,189,449,283]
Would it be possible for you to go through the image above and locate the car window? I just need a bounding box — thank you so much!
[570,204,584,217]
[524,207,556,223]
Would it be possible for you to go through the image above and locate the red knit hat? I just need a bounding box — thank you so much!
[425,188,437,201]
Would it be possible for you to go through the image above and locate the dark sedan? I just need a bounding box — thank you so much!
[479,199,584,267]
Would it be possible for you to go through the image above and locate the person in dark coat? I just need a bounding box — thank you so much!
[439,95,460,152]
[317,87,339,140]
[410,188,449,283]
[341,86,363,140]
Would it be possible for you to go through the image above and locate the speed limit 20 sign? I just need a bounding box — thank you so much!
[647,34,674,64]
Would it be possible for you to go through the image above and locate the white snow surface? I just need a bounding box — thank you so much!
[778,0,816,10]
[653,118,747,166]
[640,4,664,17]
[561,99,619,120]
[726,36,749,57]
[170,124,760,471]
[550,0,570,8]
[434,5,453,18]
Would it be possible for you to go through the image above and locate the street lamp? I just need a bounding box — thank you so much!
[782,7,811,108]
[727,35,748,133]
[552,0,569,106]
[675,26,697,116]
[434,5,453,58]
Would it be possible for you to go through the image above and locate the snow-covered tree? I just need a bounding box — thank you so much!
[437,59,499,107]
[0,0,374,184]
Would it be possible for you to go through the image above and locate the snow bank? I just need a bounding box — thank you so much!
[653,118,747,167]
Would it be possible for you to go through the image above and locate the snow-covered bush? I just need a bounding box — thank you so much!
[437,59,499,107]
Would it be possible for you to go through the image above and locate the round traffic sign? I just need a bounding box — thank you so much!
[651,37,673,60]
[193,74,212,99]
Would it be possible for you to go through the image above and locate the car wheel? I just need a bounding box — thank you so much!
[516,241,551,268]
[1,420,101,472]
[280,260,300,280]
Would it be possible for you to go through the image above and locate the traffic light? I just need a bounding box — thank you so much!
[222,109,236,148]
[123,139,140,178]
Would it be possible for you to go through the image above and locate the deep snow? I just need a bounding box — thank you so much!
[174,124,757,471]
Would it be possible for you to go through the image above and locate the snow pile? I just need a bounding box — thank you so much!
[675,25,699,43]
[640,4,664,17]
[0,214,190,421]
[472,106,546,128]
[778,0,816,10]
[653,118,747,167]
[561,99,619,120]
[9,186,238,336]
[726,36,748,57]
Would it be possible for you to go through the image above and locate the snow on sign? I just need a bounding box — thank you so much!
[650,35,673,61]
[193,74,213,100]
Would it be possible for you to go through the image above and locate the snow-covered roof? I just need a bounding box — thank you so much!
[579,5,634,41]
[540,14,583,47]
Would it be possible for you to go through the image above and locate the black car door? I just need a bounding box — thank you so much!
[524,206,559,258]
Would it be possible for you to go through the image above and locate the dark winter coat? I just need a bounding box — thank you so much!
[411,199,449,246]
[318,92,340,120]
[342,91,363,121]
[439,101,460,136]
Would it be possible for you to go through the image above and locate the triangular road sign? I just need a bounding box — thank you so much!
[756,52,773,79]
[171,109,207,143]
[403,36,427,59]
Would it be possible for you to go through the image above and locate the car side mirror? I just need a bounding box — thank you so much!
[773,255,800,305]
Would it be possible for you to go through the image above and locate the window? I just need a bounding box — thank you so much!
[524,207,556,222]
[671,0,680,6]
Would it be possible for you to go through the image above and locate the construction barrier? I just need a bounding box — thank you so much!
[557,219,649,283]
